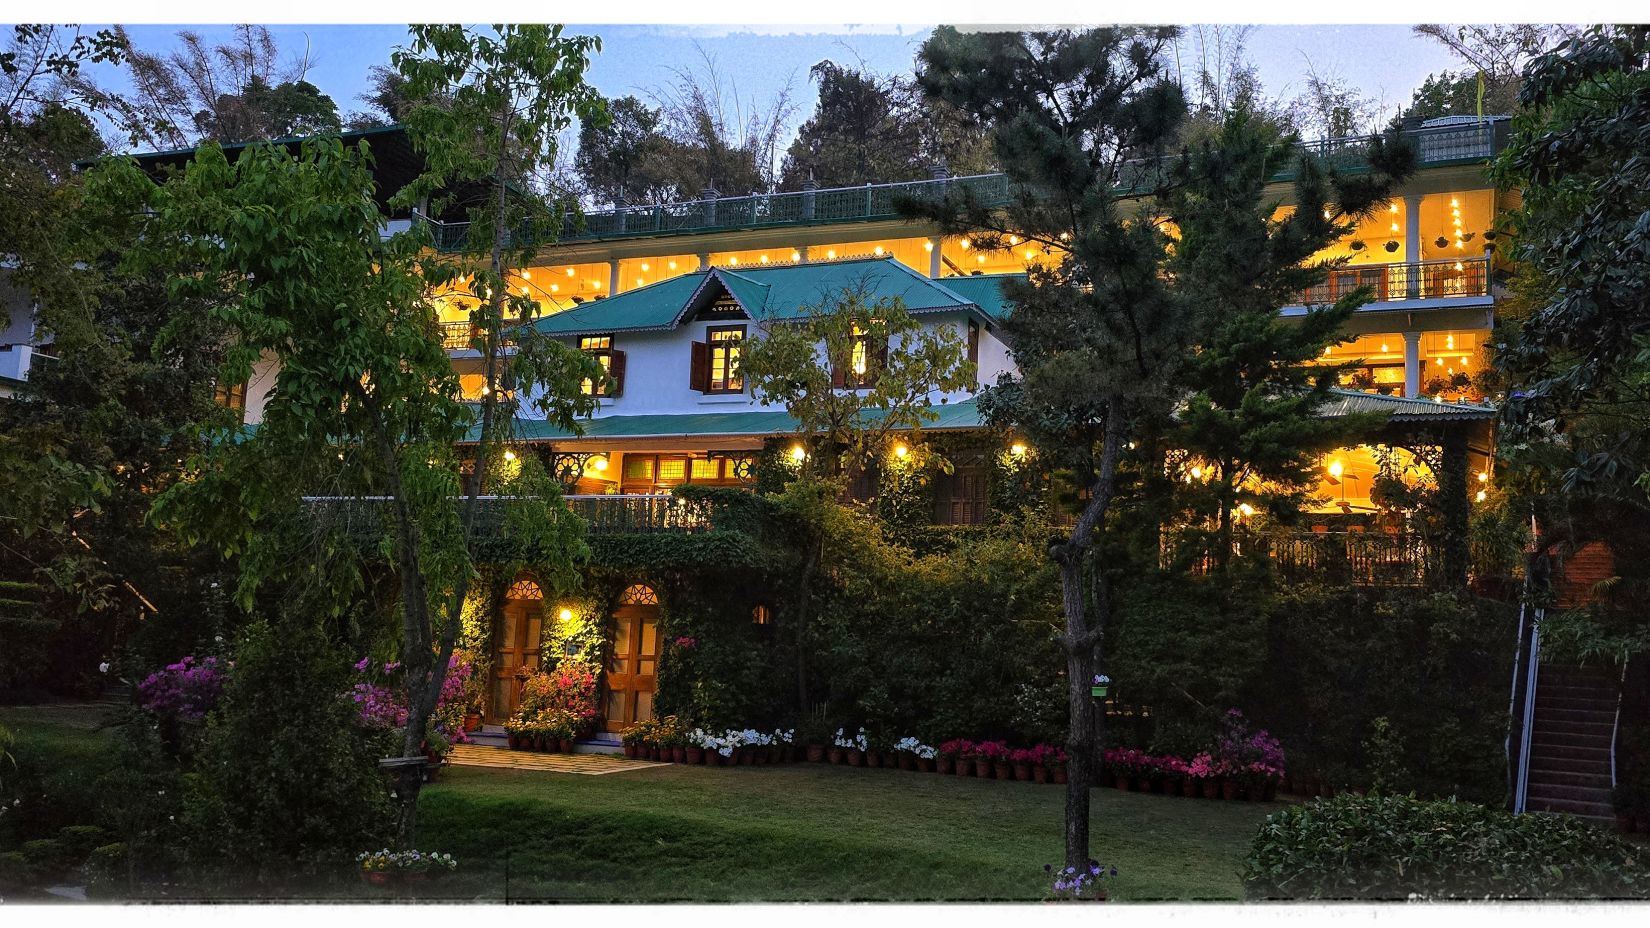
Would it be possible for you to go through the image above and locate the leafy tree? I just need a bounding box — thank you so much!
[94,24,340,148]
[344,64,414,130]
[1158,108,1412,570]
[780,61,925,189]
[574,94,672,206]
[904,25,1189,868]
[1287,64,1387,139]
[650,47,797,197]
[1405,24,1580,123]
[741,284,975,707]
[1491,25,1650,627]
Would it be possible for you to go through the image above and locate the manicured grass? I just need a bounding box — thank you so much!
[408,761,1280,902]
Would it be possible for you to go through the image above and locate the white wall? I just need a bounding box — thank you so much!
[524,311,1006,419]
[241,351,281,425]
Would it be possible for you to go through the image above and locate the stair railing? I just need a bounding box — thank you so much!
[1513,607,1544,815]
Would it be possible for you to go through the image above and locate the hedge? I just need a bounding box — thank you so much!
[1244,794,1650,900]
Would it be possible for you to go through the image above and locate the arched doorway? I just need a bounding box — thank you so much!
[489,577,544,724]
[604,583,660,733]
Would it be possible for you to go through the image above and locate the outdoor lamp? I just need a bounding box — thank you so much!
[558,608,574,623]
[790,444,807,462]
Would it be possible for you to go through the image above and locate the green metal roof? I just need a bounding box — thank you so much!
[485,397,984,442]
[529,257,988,337]
[1318,388,1496,421]
[938,273,1022,322]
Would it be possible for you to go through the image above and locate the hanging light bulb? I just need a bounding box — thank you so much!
[923,241,935,252]
[1328,459,1344,479]
[760,254,770,264]
[791,250,802,262]
[826,249,836,259]
[959,238,971,250]
[668,260,678,270]
[640,263,650,272]
[874,245,885,256]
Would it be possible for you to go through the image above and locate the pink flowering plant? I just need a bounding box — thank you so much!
[938,738,974,760]
[137,655,228,723]
[348,654,474,754]
[1214,708,1286,786]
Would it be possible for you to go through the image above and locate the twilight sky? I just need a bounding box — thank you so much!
[81,24,1468,155]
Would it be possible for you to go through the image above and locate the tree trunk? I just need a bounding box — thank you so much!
[1060,552,1096,868]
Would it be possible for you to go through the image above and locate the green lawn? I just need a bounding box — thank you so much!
[1,705,1278,901]
[409,761,1278,902]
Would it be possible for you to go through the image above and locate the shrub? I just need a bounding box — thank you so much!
[1244,794,1650,900]
[180,618,391,877]
[83,842,128,898]
[0,850,36,892]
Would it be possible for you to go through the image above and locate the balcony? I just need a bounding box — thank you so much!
[438,320,523,352]
[1293,256,1490,307]
[1267,531,1439,587]
[417,120,1509,251]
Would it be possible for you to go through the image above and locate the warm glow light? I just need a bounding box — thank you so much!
[1478,470,1489,483]
[1450,198,1459,208]
[1380,342,1389,353]
[826,249,836,259]
[566,268,575,277]
[668,261,678,270]
[593,279,603,289]
[550,284,558,293]
[521,286,530,294]
[760,254,770,264]
[923,241,934,252]
[1390,223,1400,233]
[789,444,807,462]
[1455,240,1465,249]
[594,457,609,472]
[1454,261,1464,271]
[729,256,739,265]
[1389,203,1399,214]
[522,270,532,279]
[960,238,971,250]
[503,450,516,462]
[874,246,885,256]
[636,278,645,286]
[1476,489,1488,503]
[1008,235,1020,245]
[1025,250,1037,260]
[558,608,574,622]
[976,255,986,264]
[1446,335,1455,348]
[1238,503,1256,517]
[1010,442,1027,457]
[640,263,650,272]
[893,444,909,459]
[1190,466,1203,480]
[1328,459,1344,479]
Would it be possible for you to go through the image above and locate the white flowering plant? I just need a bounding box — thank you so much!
[357,849,458,873]
[832,727,868,750]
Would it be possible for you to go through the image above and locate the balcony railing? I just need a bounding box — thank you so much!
[417,120,1509,251]
[564,494,714,534]
[438,320,523,352]
[1268,531,1440,587]
[1293,256,1490,306]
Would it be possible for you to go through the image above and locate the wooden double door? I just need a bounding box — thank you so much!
[488,597,543,724]
[603,593,660,733]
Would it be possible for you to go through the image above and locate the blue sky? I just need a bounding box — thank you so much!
[80,24,1466,153]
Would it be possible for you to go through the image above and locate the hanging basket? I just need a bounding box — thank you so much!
[1090,685,1109,699]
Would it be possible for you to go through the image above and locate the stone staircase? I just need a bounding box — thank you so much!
[1524,663,1619,822]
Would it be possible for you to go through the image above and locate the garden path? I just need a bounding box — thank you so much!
[446,744,664,775]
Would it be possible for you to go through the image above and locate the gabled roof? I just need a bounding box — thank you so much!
[938,273,1023,322]
[529,257,990,337]
[1319,388,1496,422]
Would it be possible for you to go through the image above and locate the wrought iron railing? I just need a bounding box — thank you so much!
[417,120,1509,251]
[437,320,523,352]
[564,494,713,534]
[1293,255,1491,306]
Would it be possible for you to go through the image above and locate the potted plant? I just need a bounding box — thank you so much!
[799,715,831,763]
[1189,753,1220,799]
[835,727,866,766]
[1051,748,1068,784]
[969,741,992,778]
[357,849,394,886]
[892,736,920,771]
[976,740,1010,779]
[938,739,969,776]
[1010,748,1033,781]
[776,728,796,764]
[915,742,936,772]
[1090,674,1111,700]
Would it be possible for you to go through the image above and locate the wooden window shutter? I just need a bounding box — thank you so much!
[607,349,626,397]
[689,341,708,392]
[830,359,846,389]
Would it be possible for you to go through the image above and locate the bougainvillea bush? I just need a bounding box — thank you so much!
[136,655,227,723]
[346,655,473,754]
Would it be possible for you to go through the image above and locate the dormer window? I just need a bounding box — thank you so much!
[579,334,625,397]
[690,325,745,394]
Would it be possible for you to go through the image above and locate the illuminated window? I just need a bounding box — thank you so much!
[506,578,543,600]
[579,334,621,396]
[690,458,721,480]
[619,584,659,605]
[623,456,654,481]
[213,380,247,419]
[752,604,772,626]
[839,323,882,389]
[658,458,686,483]
[706,325,745,392]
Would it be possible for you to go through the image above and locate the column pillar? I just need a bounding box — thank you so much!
[801,174,818,221]
[797,246,810,264]
[608,259,621,295]
[1403,330,1423,398]
[928,238,942,278]
[697,253,710,271]
[1403,194,1423,299]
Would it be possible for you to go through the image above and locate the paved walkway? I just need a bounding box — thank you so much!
[446,744,666,775]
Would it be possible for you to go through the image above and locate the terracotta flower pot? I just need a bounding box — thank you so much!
[1200,778,1219,799]
[1181,778,1197,798]
[974,758,992,778]
[560,738,575,754]
[828,747,843,765]
[993,761,1012,780]
[1135,776,1153,793]
[937,756,955,775]
[672,746,686,764]
[784,745,798,763]
[918,757,935,773]
[1053,764,1068,785]
[807,745,825,763]
[865,750,881,768]
[899,753,916,772]
[1033,765,1048,784]
[1014,763,1031,781]
[685,746,703,765]
[847,749,864,767]
[1221,779,1240,801]
[1117,776,1133,792]
[363,870,392,886]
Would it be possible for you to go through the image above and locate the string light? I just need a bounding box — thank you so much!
[503,450,516,461]
[668,261,678,270]
[960,238,971,250]
[789,444,807,462]
[874,246,885,256]
[760,254,770,264]
[1328,460,1344,479]
[826,249,836,259]
[640,262,650,272]
[923,241,934,252]
[791,250,802,262]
